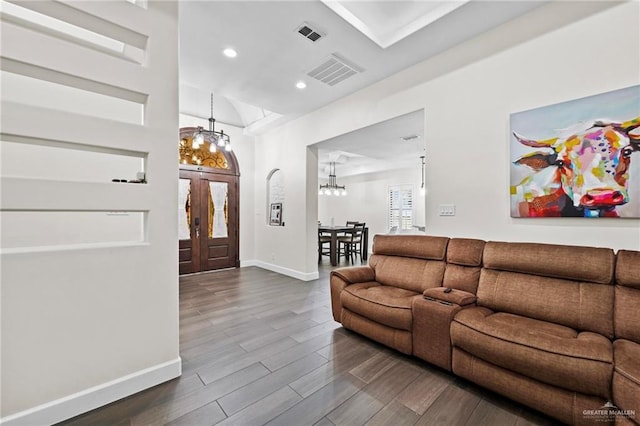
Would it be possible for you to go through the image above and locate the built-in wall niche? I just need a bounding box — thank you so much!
[267,168,285,225]
[0,140,144,184]
[0,211,145,251]
[1,0,148,63]
[1,70,145,125]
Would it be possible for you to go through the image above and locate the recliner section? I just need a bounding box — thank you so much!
[451,241,616,426]
[613,250,640,426]
[331,235,448,355]
[329,235,639,425]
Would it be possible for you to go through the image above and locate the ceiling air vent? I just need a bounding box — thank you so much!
[307,53,364,87]
[297,23,324,42]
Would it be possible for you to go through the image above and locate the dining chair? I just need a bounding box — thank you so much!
[318,228,331,263]
[338,222,365,263]
[339,220,359,237]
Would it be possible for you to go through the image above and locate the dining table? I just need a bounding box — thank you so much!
[318,225,369,266]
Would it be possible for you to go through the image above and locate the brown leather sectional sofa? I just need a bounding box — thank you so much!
[330,235,639,425]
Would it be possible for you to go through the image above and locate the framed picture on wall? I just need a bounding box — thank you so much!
[269,203,282,226]
[510,84,640,218]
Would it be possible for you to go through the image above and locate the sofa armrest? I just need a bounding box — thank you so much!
[423,287,476,306]
[330,266,375,323]
[331,266,375,284]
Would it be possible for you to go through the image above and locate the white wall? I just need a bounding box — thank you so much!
[253,137,316,279]
[178,113,256,263]
[254,1,640,278]
[318,168,427,249]
[1,2,180,423]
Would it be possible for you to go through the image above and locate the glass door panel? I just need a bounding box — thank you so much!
[208,181,229,238]
[178,178,191,241]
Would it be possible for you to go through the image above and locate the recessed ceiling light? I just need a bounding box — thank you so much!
[296,81,307,89]
[223,48,237,58]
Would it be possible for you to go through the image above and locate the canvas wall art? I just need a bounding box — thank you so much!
[510,85,640,218]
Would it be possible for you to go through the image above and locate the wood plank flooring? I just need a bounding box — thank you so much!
[59,260,560,426]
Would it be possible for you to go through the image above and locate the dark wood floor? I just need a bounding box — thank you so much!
[60,259,559,426]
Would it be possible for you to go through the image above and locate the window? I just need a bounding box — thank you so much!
[388,185,413,231]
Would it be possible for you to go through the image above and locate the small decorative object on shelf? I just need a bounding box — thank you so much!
[111,172,147,184]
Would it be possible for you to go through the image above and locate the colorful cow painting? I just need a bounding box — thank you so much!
[510,86,640,218]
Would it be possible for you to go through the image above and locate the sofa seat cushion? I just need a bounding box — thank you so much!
[451,307,613,398]
[341,282,419,331]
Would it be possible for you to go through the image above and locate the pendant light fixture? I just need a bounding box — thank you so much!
[319,162,347,196]
[192,93,232,152]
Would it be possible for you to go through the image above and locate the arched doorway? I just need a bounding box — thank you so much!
[178,127,240,274]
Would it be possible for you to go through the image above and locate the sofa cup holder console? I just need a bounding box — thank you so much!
[413,287,477,371]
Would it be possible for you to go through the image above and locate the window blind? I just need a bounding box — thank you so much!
[388,185,413,231]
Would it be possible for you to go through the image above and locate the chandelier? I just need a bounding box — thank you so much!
[319,162,347,196]
[192,93,232,152]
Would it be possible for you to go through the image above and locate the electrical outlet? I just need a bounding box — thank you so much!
[439,204,456,216]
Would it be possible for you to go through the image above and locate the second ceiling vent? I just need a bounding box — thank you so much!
[297,23,324,42]
[307,53,364,87]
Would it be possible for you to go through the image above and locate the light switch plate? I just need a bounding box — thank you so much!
[439,204,456,216]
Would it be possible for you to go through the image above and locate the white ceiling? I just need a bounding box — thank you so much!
[315,109,424,178]
[178,1,546,134]
[320,0,469,48]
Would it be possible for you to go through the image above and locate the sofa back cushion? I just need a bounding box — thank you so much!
[372,235,449,260]
[369,255,445,293]
[369,235,449,293]
[477,241,615,338]
[443,238,485,294]
[615,250,640,343]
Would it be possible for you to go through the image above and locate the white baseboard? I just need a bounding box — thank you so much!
[247,260,319,281]
[0,358,182,426]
